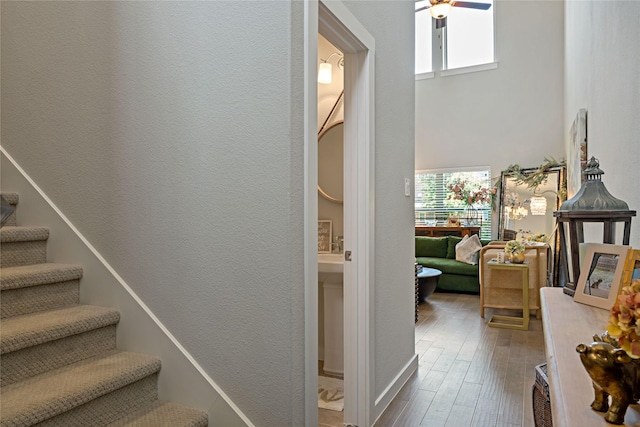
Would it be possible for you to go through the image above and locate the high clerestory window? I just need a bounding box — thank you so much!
[415,0,495,76]
[415,168,492,240]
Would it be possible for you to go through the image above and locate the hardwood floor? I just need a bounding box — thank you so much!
[319,292,546,427]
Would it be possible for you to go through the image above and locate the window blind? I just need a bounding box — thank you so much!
[415,168,492,240]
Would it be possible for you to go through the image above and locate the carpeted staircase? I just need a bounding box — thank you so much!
[0,192,208,427]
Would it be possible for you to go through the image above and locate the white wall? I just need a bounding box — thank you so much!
[1,0,416,425]
[416,0,565,189]
[342,0,417,402]
[564,0,640,248]
[1,1,305,425]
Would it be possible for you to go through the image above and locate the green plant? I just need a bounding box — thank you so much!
[504,240,525,255]
[492,157,567,210]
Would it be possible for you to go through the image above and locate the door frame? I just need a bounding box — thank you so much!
[304,1,375,425]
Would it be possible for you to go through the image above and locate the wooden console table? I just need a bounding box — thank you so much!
[415,225,480,237]
[540,288,640,426]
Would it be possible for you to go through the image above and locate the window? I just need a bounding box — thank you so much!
[415,0,494,74]
[415,168,492,240]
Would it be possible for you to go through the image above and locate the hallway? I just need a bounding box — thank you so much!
[373,292,545,427]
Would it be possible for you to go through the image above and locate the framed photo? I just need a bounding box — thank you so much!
[574,243,630,309]
[318,220,332,254]
[621,249,640,288]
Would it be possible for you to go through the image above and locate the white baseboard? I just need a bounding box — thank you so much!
[372,354,418,424]
[1,147,252,427]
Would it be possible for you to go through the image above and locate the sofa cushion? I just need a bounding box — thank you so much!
[416,257,479,276]
[415,236,448,258]
[446,236,463,259]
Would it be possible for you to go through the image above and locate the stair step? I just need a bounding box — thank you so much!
[1,192,18,227]
[0,225,49,243]
[105,401,208,427]
[1,350,162,426]
[0,226,49,268]
[0,192,19,205]
[1,263,83,318]
[1,305,119,354]
[1,263,83,291]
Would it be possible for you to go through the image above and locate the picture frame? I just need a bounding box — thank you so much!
[574,243,630,310]
[318,220,333,254]
[621,249,640,288]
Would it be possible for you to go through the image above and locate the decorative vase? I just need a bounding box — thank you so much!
[510,252,525,264]
[463,204,479,226]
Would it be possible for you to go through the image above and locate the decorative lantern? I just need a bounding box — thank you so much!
[553,157,636,296]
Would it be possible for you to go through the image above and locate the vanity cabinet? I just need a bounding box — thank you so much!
[414,226,480,237]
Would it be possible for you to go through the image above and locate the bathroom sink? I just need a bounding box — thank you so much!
[318,253,344,273]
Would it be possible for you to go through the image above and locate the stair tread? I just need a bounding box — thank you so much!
[0,350,162,425]
[106,401,208,427]
[0,192,19,204]
[0,225,49,242]
[1,305,120,354]
[0,263,83,290]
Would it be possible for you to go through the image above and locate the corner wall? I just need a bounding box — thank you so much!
[564,1,640,247]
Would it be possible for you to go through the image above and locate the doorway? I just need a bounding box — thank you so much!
[305,1,375,426]
[317,33,345,427]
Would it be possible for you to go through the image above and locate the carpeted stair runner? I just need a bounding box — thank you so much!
[0,192,208,426]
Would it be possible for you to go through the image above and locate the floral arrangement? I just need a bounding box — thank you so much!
[504,240,525,255]
[448,180,495,205]
[607,279,640,358]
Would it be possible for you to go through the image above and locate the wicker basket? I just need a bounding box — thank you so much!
[532,363,553,427]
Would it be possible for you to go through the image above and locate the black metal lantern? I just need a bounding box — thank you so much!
[553,157,636,295]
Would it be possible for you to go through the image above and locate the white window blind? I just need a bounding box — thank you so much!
[415,168,492,240]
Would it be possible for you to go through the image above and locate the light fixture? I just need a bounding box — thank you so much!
[318,52,344,85]
[530,196,547,216]
[430,2,452,19]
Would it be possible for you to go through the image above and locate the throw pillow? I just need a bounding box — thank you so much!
[455,234,483,265]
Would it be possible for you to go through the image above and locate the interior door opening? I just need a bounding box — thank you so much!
[317,33,347,426]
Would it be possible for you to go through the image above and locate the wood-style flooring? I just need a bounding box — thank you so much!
[319,292,546,427]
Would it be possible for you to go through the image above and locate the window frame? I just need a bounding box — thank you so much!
[415,167,493,240]
[415,0,497,77]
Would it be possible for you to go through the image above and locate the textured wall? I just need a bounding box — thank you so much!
[415,0,565,178]
[564,0,640,248]
[1,1,305,425]
[342,1,418,399]
[1,0,417,424]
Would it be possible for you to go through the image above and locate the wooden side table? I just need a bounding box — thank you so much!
[486,260,530,330]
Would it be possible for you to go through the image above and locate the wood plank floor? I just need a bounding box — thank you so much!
[319,292,546,427]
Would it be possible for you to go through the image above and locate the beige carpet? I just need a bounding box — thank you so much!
[0,192,208,426]
[318,376,344,412]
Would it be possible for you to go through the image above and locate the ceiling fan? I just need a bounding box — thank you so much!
[415,0,492,29]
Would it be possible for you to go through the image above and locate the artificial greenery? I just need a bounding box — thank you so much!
[503,157,565,190]
[492,157,567,210]
[504,240,525,255]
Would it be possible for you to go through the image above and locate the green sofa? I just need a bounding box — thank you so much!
[415,235,492,294]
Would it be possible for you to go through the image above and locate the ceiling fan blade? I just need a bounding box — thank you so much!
[415,5,431,13]
[453,1,492,10]
[435,17,447,29]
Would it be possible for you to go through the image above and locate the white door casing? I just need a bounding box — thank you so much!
[305,1,375,426]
